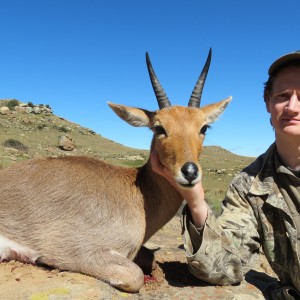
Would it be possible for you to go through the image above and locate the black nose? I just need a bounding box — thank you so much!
[181,162,199,183]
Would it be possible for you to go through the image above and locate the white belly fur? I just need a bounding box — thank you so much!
[0,235,39,264]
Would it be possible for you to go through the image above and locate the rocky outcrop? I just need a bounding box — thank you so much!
[0,99,53,115]
[14,103,53,114]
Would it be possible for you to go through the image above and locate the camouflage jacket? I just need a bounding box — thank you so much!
[182,143,300,299]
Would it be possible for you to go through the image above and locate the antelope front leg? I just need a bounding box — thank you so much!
[37,249,144,293]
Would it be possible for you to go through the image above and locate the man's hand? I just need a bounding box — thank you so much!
[150,150,208,227]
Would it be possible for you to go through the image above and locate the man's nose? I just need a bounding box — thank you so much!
[286,91,300,111]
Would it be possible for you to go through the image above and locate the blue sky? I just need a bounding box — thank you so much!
[1,0,299,157]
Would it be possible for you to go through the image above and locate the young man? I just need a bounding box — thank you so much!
[151,51,300,300]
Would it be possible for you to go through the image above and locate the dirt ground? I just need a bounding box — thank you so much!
[0,216,278,300]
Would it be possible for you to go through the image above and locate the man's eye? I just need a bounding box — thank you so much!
[273,92,291,102]
[200,124,210,135]
[278,94,289,100]
[152,126,167,136]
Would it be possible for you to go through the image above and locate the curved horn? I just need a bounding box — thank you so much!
[146,52,172,109]
[188,48,212,108]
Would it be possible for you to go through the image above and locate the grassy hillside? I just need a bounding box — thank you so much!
[200,146,254,214]
[0,99,255,215]
[0,99,149,168]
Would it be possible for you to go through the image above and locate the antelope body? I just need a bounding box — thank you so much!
[0,50,231,292]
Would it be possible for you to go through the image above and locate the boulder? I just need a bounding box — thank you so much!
[0,106,10,115]
[33,107,42,114]
[58,135,75,151]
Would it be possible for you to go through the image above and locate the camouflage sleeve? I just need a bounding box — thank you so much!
[182,174,261,285]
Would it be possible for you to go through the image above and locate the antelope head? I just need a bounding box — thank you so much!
[108,49,231,189]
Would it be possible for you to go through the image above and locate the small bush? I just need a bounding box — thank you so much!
[58,126,69,133]
[2,139,28,153]
[37,124,48,131]
[53,125,69,132]
[6,99,20,110]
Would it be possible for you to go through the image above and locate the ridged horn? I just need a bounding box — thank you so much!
[146,52,172,109]
[188,48,212,108]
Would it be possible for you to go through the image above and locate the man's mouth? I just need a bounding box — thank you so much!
[281,117,300,123]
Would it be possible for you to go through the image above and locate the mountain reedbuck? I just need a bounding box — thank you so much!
[0,49,231,292]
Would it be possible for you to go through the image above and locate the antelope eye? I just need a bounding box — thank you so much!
[200,124,210,135]
[152,125,167,136]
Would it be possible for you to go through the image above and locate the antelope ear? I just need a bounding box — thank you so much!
[108,102,153,127]
[201,96,232,124]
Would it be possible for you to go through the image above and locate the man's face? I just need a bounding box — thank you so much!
[267,66,300,136]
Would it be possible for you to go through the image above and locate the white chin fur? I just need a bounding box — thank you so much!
[175,174,201,188]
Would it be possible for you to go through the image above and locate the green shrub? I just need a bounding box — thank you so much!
[2,139,28,153]
[6,99,20,110]
[53,125,69,132]
[58,126,69,132]
[37,124,48,131]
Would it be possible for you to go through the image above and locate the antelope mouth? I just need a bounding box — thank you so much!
[176,176,201,189]
[178,182,196,189]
